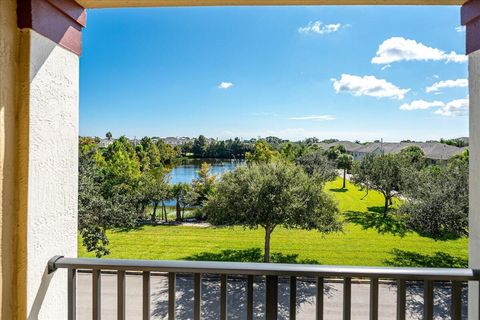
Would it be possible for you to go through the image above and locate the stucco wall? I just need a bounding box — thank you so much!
[26,30,79,320]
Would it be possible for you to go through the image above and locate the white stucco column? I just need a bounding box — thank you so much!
[19,29,80,320]
[469,49,480,320]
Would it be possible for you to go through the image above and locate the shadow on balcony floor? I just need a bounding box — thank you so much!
[76,272,467,319]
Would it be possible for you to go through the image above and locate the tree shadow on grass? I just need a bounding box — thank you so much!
[151,274,336,319]
[329,188,348,193]
[114,225,145,233]
[384,248,468,268]
[344,210,408,237]
[183,248,320,264]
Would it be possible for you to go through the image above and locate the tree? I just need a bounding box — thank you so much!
[192,135,209,158]
[190,163,216,207]
[106,132,112,140]
[171,182,191,221]
[245,140,278,164]
[336,153,353,189]
[399,159,468,239]
[352,154,402,214]
[351,154,375,198]
[398,146,426,169]
[204,162,341,262]
[295,151,337,182]
[324,145,346,161]
[79,146,137,257]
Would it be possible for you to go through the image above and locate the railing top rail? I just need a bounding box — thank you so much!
[49,256,480,281]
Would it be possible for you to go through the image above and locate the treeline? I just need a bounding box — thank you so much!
[79,134,469,258]
[180,135,327,159]
[181,135,252,158]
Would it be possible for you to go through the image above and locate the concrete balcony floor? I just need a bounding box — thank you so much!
[76,272,467,319]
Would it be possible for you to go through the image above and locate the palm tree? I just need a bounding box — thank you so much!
[336,154,353,189]
[171,183,190,221]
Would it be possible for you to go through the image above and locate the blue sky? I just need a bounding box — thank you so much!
[80,6,468,142]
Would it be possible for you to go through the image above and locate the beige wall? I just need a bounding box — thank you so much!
[1,3,80,318]
[25,30,79,319]
[0,0,19,318]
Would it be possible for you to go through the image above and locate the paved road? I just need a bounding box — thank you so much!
[77,273,466,319]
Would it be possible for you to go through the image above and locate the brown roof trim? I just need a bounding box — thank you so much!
[75,0,466,8]
[462,0,480,54]
[17,0,87,55]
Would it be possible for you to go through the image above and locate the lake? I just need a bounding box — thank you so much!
[168,158,242,185]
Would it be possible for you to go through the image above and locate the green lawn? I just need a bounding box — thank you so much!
[78,178,468,267]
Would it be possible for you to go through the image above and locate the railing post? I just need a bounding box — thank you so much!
[143,271,150,320]
[247,275,254,320]
[194,274,202,320]
[343,277,351,320]
[424,280,434,320]
[117,271,126,320]
[265,275,278,320]
[316,277,324,320]
[396,279,406,320]
[369,277,378,320]
[290,276,297,320]
[92,269,101,320]
[67,268,76,320]
[451,281,462,320]
[220,274,228,320]
[168,272,176,320]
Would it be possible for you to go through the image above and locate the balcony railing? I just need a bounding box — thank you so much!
[48,256,480,320]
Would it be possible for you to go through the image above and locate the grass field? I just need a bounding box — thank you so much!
[78,178,468,267]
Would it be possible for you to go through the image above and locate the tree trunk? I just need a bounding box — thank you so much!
[176,197,182,221]
[264,226,271,263]
[389,197,393,205]
[162,201,168,222]
[384,195,389,215]
[152,202,158,221]
[342,169,346,189]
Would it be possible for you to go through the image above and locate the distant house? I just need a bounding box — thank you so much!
[162,136,192,146]
[318,141,465,162]
[98,138,114,148]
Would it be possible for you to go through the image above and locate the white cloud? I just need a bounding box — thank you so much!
[298,21,344,35]
[400,100,445,110]
[331,74,410,100]
[400,98,469,117]
[434,98,469,117]
[426,79,468,93]
[456,26,466,33]
[289,115,336,121]
[371,37,467,65]
[218,82,233,89]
